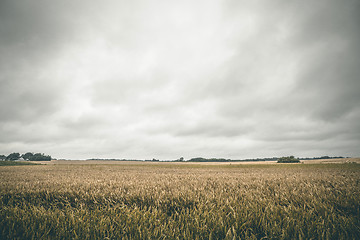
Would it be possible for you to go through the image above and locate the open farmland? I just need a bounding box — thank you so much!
[1,161,359,239]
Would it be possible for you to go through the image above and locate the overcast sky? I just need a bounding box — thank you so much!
[1,0,359,160]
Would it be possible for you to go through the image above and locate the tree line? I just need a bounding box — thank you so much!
[0,152,52,161]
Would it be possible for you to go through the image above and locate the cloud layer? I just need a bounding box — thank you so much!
[1,0,359,159]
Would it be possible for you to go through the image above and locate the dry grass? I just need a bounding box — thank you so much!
[1,162,359,239]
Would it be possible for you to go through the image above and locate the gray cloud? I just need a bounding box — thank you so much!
[1,0,359,159]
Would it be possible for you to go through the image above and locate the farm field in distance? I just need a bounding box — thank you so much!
[1,159,359,239]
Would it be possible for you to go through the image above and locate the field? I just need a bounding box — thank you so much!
[1,160,359,239]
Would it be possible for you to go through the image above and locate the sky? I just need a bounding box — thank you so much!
[1,0,359,160]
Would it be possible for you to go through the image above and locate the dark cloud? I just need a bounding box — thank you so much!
[0,0,78,124]
[0,1,81,63]
[288,0,360,121]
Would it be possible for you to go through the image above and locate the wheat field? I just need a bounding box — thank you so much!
[0,161,359,239]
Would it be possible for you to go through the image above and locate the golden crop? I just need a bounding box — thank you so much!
[0,162,359,239]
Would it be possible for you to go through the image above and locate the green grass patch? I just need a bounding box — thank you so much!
[0,161,39,166]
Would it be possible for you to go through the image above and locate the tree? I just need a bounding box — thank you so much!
[22,152,34,161]
[31,153,51,161]
[0,155,6,160]
[277,156,300,163]
[6,153,20,161]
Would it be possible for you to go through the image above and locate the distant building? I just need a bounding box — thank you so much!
[14,158,26,162]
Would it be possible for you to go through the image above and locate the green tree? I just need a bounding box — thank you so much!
[0,155,6,160]
[31,153,51,161]
[6,153,20,161]
[22,152,34,160]
[277,156,300,163]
